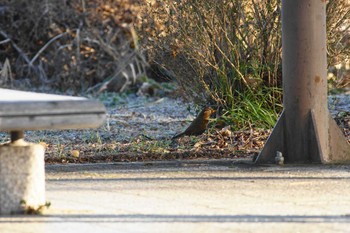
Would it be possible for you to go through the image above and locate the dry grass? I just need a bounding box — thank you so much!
[138,0,349,129]
[327,0,350,66]
[0,0,348,96]
[140,0,349,101]
[0,0,146,93]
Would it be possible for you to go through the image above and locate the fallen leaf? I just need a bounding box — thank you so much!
[70,150,80,158]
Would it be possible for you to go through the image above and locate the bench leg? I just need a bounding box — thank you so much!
[10,131,24,143]
[0,133,45,214]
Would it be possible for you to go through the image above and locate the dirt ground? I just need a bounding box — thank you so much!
[0,92,349,164]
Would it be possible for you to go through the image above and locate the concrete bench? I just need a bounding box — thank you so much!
[0,88,106,214]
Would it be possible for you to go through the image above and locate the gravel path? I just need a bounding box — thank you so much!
[106,96,196,140]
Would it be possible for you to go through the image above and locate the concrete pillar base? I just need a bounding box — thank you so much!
[0,141,45,214]
[255,110,350,164]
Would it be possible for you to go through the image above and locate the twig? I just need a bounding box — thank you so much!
[0,29,31,64]
[0,58,13,86]
[30,32,68,66]
[0,38,10,45]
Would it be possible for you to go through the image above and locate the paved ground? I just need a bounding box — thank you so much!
[1,159,350,233]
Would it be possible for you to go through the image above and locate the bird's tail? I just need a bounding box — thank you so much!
[171,132,185,140]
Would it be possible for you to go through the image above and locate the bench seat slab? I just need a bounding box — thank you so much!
[0,88,106,131]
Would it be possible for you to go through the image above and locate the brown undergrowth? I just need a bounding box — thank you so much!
[0,0,146,93]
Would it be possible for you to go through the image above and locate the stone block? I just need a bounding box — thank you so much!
[0,142,45,214]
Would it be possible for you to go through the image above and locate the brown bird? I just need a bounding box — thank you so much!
[172,106,216,139]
